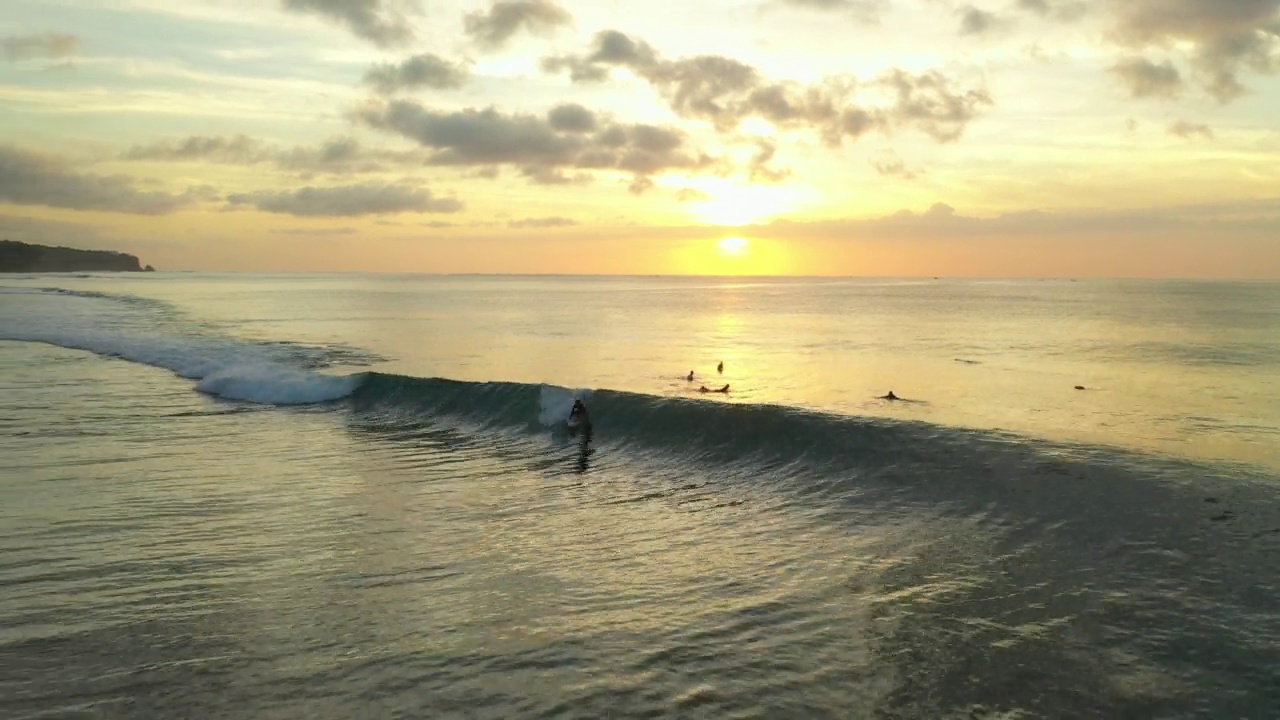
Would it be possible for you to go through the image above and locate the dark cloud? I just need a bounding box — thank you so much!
[364,53,469,94]
[746,140,789,183]
[281,0,417,47]
[880,69,994,142]
[519,165,592,185]
[507,216,578,228]
[777,0,888,23]
[958,6,1001,35]
[355,99,712,187]
[123,134,267,163]
[0,144,199,215]
[226,182,462,216]
[122,135,424,175]
[463,0,572,50]
[1103,0,1280,103]
[1168,120,1214,139]
[541,30,991,144]
[1016,0,1087,21]
[870,149,918,179]
[270,227,358,235]
[628,176,655,195]
[674,187,709,202]
[547,103,597,133]
[3,33,79,61]
[1110,57,1184,99]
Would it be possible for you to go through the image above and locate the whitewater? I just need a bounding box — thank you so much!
[2,273,1278,719]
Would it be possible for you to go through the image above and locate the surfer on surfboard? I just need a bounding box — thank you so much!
[568,399,590,429]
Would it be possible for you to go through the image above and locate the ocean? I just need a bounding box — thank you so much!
[1,273,1278,719]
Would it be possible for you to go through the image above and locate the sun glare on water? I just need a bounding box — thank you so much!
[718,237,750,256]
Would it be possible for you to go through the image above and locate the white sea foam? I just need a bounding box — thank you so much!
[195,363,364,405]
[0,288,363,405]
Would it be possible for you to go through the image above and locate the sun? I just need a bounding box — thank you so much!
[718,236,749,256]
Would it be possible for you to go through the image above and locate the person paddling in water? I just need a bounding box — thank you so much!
[879,391,899,401]
[700,384,730,393]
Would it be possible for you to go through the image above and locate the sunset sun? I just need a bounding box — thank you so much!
[718,237,749,256]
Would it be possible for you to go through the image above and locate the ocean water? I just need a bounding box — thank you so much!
[2,273,1278,719]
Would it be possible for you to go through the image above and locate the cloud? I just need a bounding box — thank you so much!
[880,69,994,142]
[958,6,1003,35]
[281,0,417,47]
[355,99,713,186]
[364,53,469,94]
[746,140,790,183]
[541,30,992,144]
[777,0,888,23]
[463,0,572,50]
[226,182,462,216]
[123,134,267,163]
[675,187,710,202]
[2,33,79,62]
[547,103,597,133]
[277,137,374,173]
[763,197,1280,241]
[507,216,578,228]
[270,227,358,235]
[0,144,199,215]
[1167,120,1214,139]
[1102,0,1280,103]
[1109,56,1184,99]
[121,135,424,175]
[1015,0,1087,21]
[870,149,918,179]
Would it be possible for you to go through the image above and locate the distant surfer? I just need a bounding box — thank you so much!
[686,370,695,381]
[700,384,730,393]
[717,361,723,374]
[879,391,899,401]
[568,399,591,430]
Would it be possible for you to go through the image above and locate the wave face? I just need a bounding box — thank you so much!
[352,371,945,468]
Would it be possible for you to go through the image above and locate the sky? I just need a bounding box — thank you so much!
[1,0,1278,277]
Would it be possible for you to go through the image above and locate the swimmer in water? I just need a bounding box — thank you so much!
[879,391,899,401]
[700,384,730,394]
[686,370,695,381]
[717,361,723,374]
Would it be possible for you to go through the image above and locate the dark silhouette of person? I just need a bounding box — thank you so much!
[717,361,723,374]
[686,370,695,381]
[879,391,899,401]
[700,384,730,393]
[569,399,590,427]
